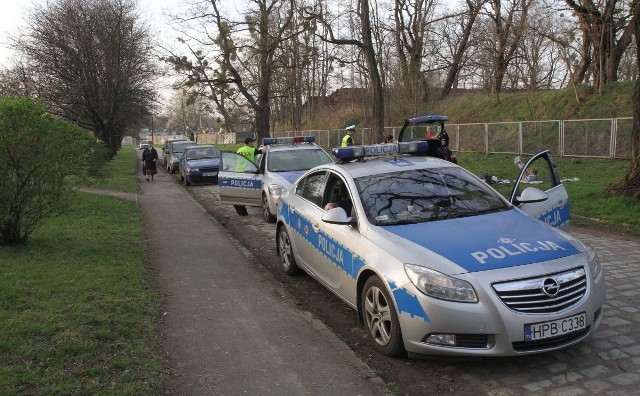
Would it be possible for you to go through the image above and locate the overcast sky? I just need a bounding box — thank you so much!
[0,0,189,67]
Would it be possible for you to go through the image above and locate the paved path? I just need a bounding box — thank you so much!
[136,164,390,395]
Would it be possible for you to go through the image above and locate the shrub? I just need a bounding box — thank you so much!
[0,97,102,245]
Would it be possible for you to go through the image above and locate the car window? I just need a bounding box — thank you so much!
[355,167,509,225]
[295,171,327,208]
[187,147,220,160]
[513,156,555,194]
[267,148,332,172]
[401,123,441,141]
[171,142,193,154]
[322,173,354,217]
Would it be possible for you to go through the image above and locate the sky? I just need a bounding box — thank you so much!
[0,0,188,67]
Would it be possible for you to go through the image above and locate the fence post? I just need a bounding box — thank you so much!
[518,122,523,154]
[484,123,489,154]
[610,118,617,158]
[559,120,564,157]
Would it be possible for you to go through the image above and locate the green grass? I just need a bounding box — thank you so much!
[0,147,162,395]
[458,152,640,235]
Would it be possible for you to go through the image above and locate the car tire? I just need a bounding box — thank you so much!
[180,172,184,181]
[184,176,191,186]
[277,226,301,275]
[262,193,276,223]
[362,276,405,357]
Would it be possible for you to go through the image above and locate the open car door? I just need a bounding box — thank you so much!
[509,150,570,228]
[218,152,263,207]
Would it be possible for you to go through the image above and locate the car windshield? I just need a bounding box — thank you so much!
[172,142,193,153]
[355,167,510,226]
[267,148,332,172]
[186,147,220,160]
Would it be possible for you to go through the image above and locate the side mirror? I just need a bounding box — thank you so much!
[322,207,356,225]
[516,187,548,204]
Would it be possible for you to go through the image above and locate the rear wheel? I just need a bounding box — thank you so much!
[262,193,276,223]
[362,276,405,356]
[277,226,301,275]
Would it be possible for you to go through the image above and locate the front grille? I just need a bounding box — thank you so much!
[492,267,587,314]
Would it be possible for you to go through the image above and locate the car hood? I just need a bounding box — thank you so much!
[375,209,579,274]
[184,158,220,168]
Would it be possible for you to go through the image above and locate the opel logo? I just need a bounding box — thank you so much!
[541,278,561,297]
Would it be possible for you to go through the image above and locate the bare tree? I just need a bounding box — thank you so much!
[565,0,635,94]
[439,0,486,99]
[165,0,299,142]
[608,0,640,198]
[484,0,534,99]
[306,0,386,141]
[15,0,158,158]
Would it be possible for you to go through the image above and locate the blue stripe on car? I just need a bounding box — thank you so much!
[219,177,262,190]
[280,201,429,323]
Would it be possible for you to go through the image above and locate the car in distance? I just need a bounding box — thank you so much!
[275,142,605,357]
[217,136,334,223]
[397,114,456,163]
[162,138,186,164]
[166,140,196,174]
[139,140,150,150]
[179,145,221,186]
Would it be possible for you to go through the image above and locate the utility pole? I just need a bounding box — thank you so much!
[151,115,155,143]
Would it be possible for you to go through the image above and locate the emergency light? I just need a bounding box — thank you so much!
[332,142,429,160]
[262,136,315,145]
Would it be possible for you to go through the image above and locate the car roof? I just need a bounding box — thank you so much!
[406,114,448,124]
[320,154,454,179]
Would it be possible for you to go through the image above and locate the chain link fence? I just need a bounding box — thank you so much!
[274,117,633,159]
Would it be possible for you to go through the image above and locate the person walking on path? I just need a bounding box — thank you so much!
[142,141,158,181]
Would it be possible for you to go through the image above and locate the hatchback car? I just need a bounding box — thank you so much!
[275,142,605,357]
[217,136,334,222]
[139,140,150,150]
[162,138,186,164]
[166,141,196,174]
[179,145,221,186]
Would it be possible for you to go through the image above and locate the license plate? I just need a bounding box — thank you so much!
[524,312,587,342]
[202,172,216,177]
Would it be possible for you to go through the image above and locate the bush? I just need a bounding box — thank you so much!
[0,97,102,245]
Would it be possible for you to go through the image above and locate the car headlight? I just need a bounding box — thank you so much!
[186,167,199,173]
[584,243,602,278]
[268,184,287,197]
[404,264,478,303]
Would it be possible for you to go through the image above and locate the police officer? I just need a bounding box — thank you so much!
[233,136,267,216]
[436,122,452,161]
[342,125,355,147]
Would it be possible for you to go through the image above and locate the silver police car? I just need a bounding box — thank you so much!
[218,136,333,222]
[275,142,605,357]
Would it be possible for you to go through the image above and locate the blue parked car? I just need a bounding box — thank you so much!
[179,145,221,186]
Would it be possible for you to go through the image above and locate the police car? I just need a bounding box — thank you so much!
[218,136,334,222]
[275,142,605,357]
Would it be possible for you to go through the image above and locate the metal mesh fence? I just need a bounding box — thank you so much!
[274,117,632,159]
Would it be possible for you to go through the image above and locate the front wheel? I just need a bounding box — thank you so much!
[362,276,405,356]
[262,194,276,223]
[277,226,301,275]
[184,176,191,186]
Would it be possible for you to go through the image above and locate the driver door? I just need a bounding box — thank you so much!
[509,150,570,228]
[218,152,263,207]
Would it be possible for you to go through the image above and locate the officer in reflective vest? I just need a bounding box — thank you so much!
[233,136,267,217]
[342,125,355,147]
